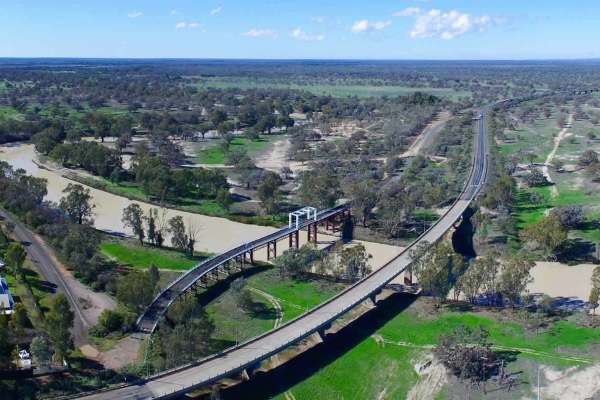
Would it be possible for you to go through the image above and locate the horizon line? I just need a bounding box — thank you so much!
[1,56,600,63]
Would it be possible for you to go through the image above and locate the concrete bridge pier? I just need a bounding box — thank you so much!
[369,290,382,306]
[267,240,277,260]
[241,362,262,381]
[317,323,332,341]
[244,249,254,264]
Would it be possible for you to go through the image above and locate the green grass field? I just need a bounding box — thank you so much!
[194,78,470,100]
[274,340,418,400]
[247,268,346,322]
[194,135,285,165]
[271,298,600,399]
[207,289,277,344]
[505,107,600,244]
[498,116,559,163]
[99,240,210,270]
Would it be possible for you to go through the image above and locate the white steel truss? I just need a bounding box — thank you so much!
[288,207,317,228]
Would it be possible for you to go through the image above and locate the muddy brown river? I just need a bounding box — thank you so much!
[0,143,403,272]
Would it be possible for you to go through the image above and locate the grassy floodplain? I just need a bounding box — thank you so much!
[504,105,600,244]
[255,296,600,400]
[193,135,286,165]
[99,240,210,271]
[193,77,471,100]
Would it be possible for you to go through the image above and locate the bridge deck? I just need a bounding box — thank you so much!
[78,111,488,400]
[136,205,348,333]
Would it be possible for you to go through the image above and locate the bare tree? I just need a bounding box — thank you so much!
[186,219,200,256]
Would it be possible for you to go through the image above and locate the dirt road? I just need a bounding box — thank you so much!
[542,114,573,198]
[401,111,452,158]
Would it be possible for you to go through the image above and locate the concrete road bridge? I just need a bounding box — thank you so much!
[76,109,490,400]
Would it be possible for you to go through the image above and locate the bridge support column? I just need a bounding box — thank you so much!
[317,323,332,341]
[325,218,333,232]
[404,270,413,286]
[369,290,382,306]
[236,255,245,270]
[307,223,318,243]
[244,249,255,265]
[241,362,261,381]
[288,230,299,249]
[267,241,277,260]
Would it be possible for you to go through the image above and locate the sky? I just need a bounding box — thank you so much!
[2,0,600,60]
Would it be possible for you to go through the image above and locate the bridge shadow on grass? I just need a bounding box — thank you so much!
[218,293,418,400]
[188,265,273,309]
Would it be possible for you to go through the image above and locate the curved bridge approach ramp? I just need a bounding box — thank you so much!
[78,110,489,400]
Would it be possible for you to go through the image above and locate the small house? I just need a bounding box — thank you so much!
[0,276,14,314]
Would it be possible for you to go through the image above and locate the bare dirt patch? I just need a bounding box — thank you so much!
[540,364,600,400]
[406,353,448,400]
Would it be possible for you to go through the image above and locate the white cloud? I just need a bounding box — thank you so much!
[351,19,391,33]
[290,28,325,41]
[210,6,222,16]
[243,28,278,38]
[175,21,200,29]
[127,11,143,18]
[170,9,179,16]
[392,7,421,17]
[394,8,493,40]
[311,16,326,23]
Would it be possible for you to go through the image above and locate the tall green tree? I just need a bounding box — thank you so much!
[59,183,95,225]
[122,203,145,244]
[521,215,567,258]
[0,315,14,369]
[30,336,52,368]
[257,172,283,214]
[340,244,372,281]
[6,242,26,281]
[412,242,465,303]
[46,294,74,362]
[497,256,534,305]
[116,271,155,312]
[168,216,187,252]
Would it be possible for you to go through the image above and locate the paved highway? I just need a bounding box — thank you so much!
[75,109,489,400]
[0,208,90,345]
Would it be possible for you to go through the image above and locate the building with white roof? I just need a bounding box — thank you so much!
[0,275,14,314]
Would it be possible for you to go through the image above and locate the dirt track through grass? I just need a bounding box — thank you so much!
[543,114,573,198]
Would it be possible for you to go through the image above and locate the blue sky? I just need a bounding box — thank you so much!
[2,0,600,59]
